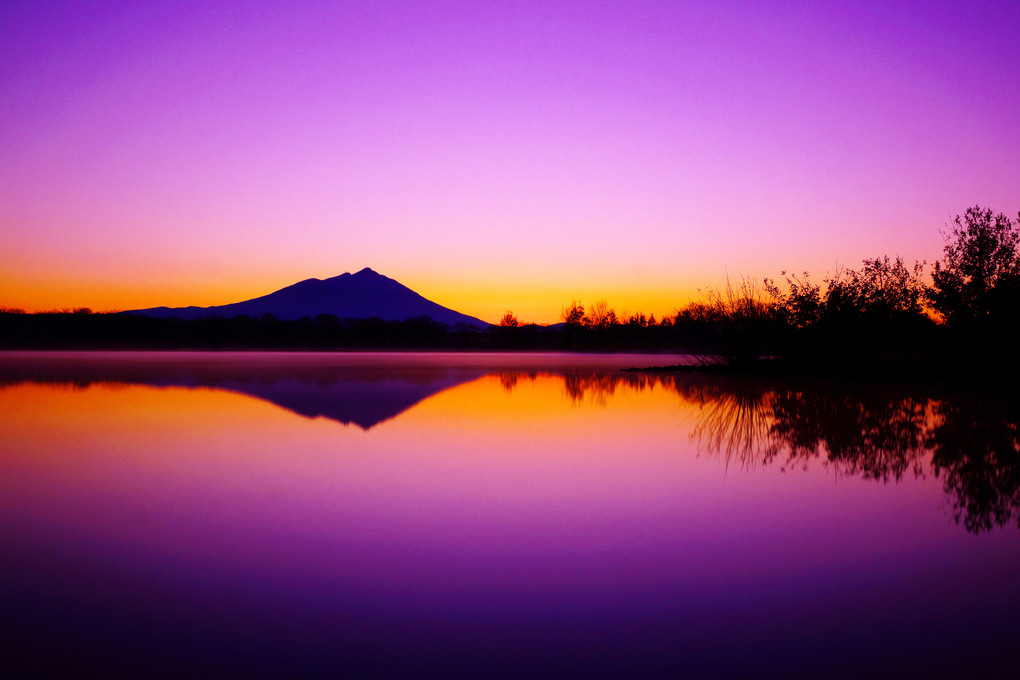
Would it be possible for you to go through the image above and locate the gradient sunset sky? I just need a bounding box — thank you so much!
[2,0,1017,323]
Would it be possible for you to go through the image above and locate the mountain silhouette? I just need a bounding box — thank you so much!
[126,268,490,326]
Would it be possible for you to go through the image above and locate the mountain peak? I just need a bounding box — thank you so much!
[125,269,489,327]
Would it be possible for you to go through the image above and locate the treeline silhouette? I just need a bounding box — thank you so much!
[0,306,664,351]
[0,310,484,350]
[496,369,1020,534]
[547,206,1020,362]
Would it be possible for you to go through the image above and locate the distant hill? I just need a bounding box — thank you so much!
[125,268,490,327]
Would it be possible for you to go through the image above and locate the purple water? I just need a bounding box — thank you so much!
[1,352,1017,678]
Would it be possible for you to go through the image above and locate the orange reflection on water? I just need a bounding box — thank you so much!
[398,372,692,446]
[365,373,710,534]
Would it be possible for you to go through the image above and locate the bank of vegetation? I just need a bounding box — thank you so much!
[549,205,1020,376]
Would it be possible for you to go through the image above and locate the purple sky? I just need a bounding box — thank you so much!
[2,0,1018,322]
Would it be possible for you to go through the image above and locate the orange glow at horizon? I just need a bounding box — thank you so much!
[0,265,710,325]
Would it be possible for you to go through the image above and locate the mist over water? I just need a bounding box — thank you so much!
[1,352,1017,678]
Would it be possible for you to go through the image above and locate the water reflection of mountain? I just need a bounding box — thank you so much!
[498,369,1020,534]
[0,353,487,430]
[215,376,480,429]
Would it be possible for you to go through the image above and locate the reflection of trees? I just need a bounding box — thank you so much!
[499,371,520,393]
[495,370,1020,534]
[928,399,1020,533]
[768,391,930,482]
[686,383,1018,533]
[686,388,776,468]
[563,373,622,406]
[662,382,931,480]
[496,370,665,405]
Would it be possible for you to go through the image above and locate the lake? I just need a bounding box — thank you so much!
[1,351,1018,678]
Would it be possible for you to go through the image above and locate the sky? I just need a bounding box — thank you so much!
[2,0,1018,324]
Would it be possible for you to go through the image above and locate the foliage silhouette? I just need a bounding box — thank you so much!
[764,256,933,357]
[585,299,617,330]
[686,275,782,365]
[929,206,1020,345]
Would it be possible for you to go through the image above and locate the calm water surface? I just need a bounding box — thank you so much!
[1,352,1018,678]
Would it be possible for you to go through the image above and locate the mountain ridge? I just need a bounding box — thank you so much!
[125,268,490,327]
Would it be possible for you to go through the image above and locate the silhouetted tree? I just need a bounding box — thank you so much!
[562,300,585,327]
[823,256,927,323]
[763,256,931,358]
[585,299,617,330]
[493,310,523,347]
[768,272,822,330]
[562,300,585,349]
[929,206,1020,332]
